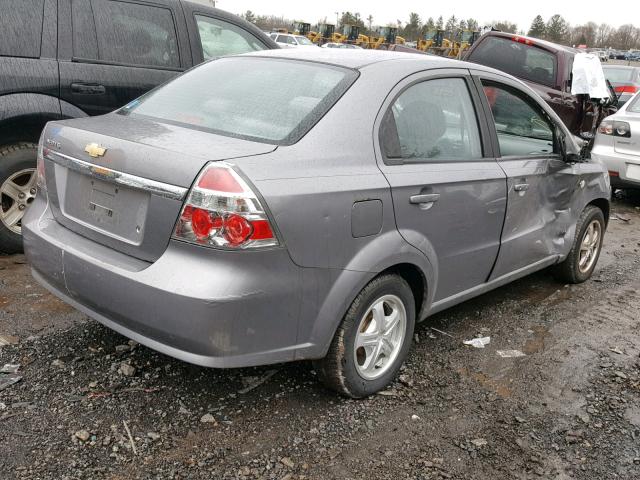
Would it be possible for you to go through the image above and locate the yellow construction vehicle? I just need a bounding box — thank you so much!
[294,22,311,36]
[449,30,481,58]
[342,25,361,44]
[419,30,454,56]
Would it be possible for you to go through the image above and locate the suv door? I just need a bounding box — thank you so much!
[472,70,579,279]
[375,70,507,302]
[181,3,275,64]
[58,0,191,116]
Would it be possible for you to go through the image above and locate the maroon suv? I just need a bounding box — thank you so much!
[464,31,617,139]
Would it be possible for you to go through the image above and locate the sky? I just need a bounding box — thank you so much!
[193,0,637,30]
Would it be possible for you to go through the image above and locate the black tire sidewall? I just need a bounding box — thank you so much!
[339,276,415,398]
[0,143,38,254]
[571,207,606,282]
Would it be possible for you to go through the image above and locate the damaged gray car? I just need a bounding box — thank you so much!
[23,49,610,397]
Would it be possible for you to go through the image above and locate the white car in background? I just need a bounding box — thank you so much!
[321,42,363,49]
[592,91,640,190]
[269,33,317,48]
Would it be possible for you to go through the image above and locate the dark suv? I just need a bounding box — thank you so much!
[464,31,616,140]
[0,0,277,253]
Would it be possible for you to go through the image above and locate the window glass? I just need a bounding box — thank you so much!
[196,15,265,59]
[627,93,640,113]
[0,0,44,58]
[71,0,98,59]
[469,36,557,87]
[296,36,313,46]
[482,82,555,157]
[91,0,179,68]
[603,67,634,83]
[122,57,357,145]
[382,78,482,162]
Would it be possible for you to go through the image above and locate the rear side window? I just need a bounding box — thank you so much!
[121,57,357,145]
[91,0,180,68]
[482,82,555,157]
[628,94,640,113]
[469,36,557,87]
[0,0,44,58]
[381,78,482,162]
[196,15,265,60]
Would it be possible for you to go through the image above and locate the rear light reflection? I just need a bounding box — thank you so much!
[608,170,619,177]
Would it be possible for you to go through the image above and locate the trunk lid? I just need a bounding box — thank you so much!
[42,115,276,262]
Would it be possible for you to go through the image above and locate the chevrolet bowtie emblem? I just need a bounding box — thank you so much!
[85,143,106,158]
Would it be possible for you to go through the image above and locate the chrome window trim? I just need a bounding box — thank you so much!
[46,150,188,201]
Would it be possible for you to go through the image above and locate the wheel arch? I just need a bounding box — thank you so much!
[587,197,610,227]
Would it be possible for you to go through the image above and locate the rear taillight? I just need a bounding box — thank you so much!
[36,137,47,191]
[172,163,278,249]
[598,120,631,138]
[614,85,638,94]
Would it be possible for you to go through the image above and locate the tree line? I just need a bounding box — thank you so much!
[241,10,640,50]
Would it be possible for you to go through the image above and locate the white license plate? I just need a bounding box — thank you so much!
[627,163,640,181]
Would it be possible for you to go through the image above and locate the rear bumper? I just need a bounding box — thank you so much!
[591,146,640,189]
[23,195,308,368]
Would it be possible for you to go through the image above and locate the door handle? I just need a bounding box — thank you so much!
[514,183,529,192]
[409,193,440,210]
[71,83,106,95]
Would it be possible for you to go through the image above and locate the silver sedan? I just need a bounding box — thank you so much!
[592,91,640,190]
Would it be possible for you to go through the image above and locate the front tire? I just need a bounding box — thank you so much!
[314,274,415,398]
[0,143,38,254]
[553,205,605,284]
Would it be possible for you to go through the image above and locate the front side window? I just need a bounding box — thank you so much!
[121,57,357,145]
[196,15,265,59]
[482,82,555,157]
[91,0,179,68]
[469,36,557,87]
[381,78,482,162]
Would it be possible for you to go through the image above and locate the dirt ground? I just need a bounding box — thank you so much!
[1,192,640,480]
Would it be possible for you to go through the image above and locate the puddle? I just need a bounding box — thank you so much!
[523,325,550,354]
[457,367,512,398]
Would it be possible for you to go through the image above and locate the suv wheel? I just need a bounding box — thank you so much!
[0,143,38,254]
[314,274,415,398]
[552,205,605,284]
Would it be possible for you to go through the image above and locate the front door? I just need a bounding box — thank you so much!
[376,70,507,302]
[473,72,578,279]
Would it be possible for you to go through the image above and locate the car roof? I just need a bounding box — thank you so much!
[243,48,467,70]
[484,30,579,54]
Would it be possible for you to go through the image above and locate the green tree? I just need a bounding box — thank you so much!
[466,18,479,31]
[423,17,436,34]
[445,15,458,32]
[242,10,256,23]
[545,14,570,43]
[403,12,422,40]
[435,16,444,30]
[492,20,518,33]
[339,11,364,30]
[527,15,546,38]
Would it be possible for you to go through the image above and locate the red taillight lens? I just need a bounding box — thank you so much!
[173,163,278,250]
[608,170,619,177]
[599,120,631,137]
[614,85,638,94]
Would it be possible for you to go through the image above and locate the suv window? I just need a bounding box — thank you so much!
[91,0,180,68]
[381,78,482,162]
[196,15,265,59]
[0,0,44,58]
[470,36,557,87]
[482,82,555,157]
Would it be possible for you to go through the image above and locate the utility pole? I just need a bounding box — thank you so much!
[335,12,339,27]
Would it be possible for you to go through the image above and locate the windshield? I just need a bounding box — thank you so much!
[120,57,357,145]
[603,67,635,83]
[296,36,313,45]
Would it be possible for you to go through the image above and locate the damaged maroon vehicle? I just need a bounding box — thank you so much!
[464,31,617,142]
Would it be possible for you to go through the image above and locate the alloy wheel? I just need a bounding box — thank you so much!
[578,220,602,274]
[0,168,37,234]
[353,294,407,380]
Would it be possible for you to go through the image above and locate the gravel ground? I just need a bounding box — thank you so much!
[1,192,640,480]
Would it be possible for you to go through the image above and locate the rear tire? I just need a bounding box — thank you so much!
[314,274,415,398]
[552,205,605,284]
[0,143,38,254]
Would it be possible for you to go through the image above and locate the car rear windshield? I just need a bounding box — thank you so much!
[468,36,557,87]
[627,94,640,113]
[603,67,635,83]
[120,57,356,145]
